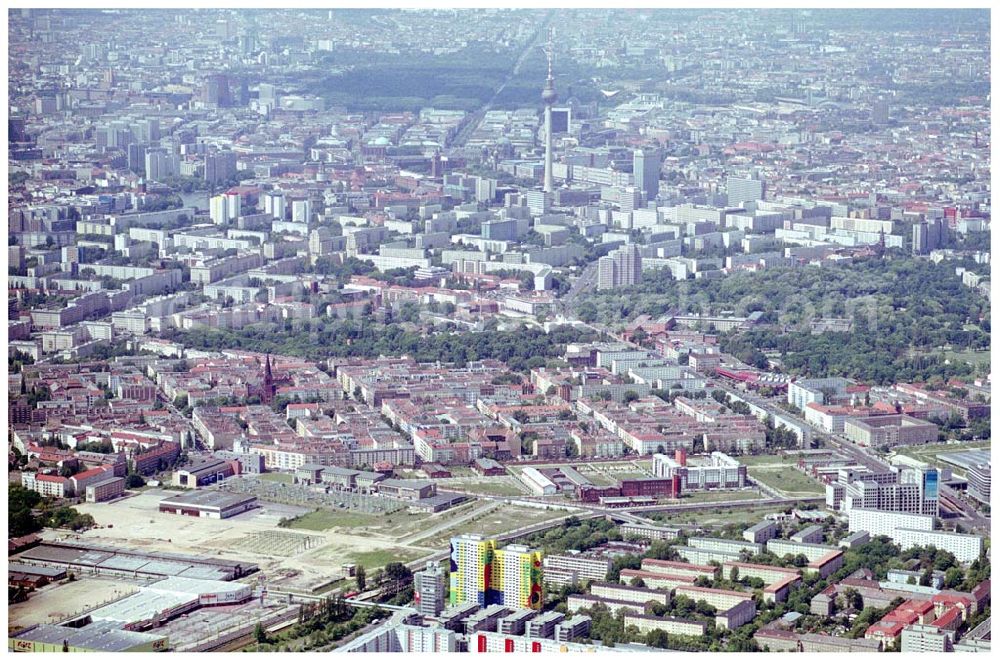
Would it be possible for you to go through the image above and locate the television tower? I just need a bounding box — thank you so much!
[542,28,557,194]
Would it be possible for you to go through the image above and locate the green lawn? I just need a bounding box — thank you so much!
[613,471,651,479]
[653,506,778,528]
[443,466,477,478]
[737,454,796,467]
[415,505,561,547]
[281,509,381,531]
[578,471,616,487]
[351,548,423,568]
[944,349,991,366]
[258,472,295,484]
[676,490,762,504]
[749,468,826,496]
[446,480,526,497]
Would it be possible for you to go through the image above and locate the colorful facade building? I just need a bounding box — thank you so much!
[449,535,543,610]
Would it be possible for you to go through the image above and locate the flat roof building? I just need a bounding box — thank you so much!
[158,491,257,519]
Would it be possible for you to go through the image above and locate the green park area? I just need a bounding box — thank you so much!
[749,468,826,496]
[677,490,763,504]
[738,453,797,467]
[350,548,424,568]
[444,479,526,497]
[652,505,779,528]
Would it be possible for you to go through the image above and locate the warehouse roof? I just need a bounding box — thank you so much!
[159,491,256,510]
[11,621,165,652]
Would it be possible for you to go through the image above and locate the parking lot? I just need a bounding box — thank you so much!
[9,576,140,631]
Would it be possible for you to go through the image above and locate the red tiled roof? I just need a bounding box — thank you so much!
[36,474,67,484]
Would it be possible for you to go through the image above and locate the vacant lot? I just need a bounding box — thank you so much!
[281,509,382,531]
[9,576,139,630]
[438,478,526,497]
[67,489,435,593]
[413,504,565,548]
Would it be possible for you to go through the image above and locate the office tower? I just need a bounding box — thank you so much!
[9,116,27,143]
[597,243,642,291]
[726,174,765,207]
[913,217,946,255]
[550,107,570,134]
[203,73,232,107]
[839,466,939,516]
[968,463,990,504]
[449,535,543,610]
[618,186,642,213]
[481,219,517,242]
[235,77,250,106]
[131,118,160,143]
[101,120,132,150]
[872,98,890,125]
[144,148,178,181]
[127,143,147,175]
[633,148,661,202]
[541,30,557,194]
[259,83,277,109]
[526,190,549,216]
[413,562,446,617]
[205,150,238,184]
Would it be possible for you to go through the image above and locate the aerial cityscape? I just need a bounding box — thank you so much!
[6,6,993,656]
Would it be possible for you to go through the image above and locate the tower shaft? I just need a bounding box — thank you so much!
[543,104,554,193]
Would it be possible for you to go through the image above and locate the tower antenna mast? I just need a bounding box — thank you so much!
[545,27,555,82]
[541,27,558,195]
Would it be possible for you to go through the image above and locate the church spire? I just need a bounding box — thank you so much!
[262,354,275,405]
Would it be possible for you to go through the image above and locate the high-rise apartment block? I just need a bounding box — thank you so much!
[264,191,286,220]
[597,243,641,290]
[143,147,179,181]
[413,561,446,617]
[210,193,241,225]
[205,150,238,184]
[449,535,543,611]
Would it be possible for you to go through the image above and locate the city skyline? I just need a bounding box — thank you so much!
[5,5,992,656]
